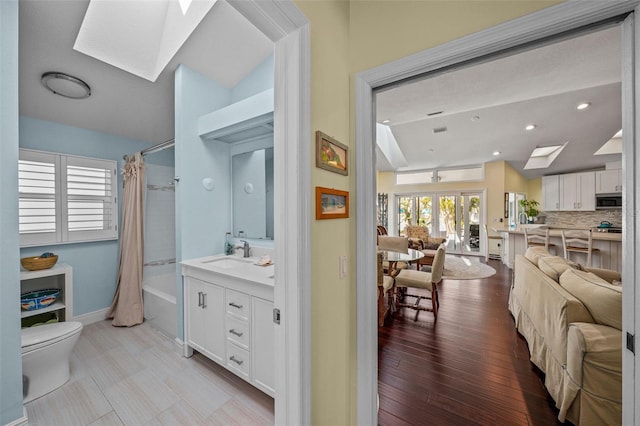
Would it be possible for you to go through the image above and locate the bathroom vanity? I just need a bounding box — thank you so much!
[181,254,275,396]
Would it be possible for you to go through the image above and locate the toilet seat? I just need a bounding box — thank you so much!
[22,321,82,354]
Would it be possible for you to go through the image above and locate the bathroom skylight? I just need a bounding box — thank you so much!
[74,0,216,82]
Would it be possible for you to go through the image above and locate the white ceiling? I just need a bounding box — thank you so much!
[376,25,623,179]
[19,0,273,146]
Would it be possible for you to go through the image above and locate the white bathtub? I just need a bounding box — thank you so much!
[142,262,177,339]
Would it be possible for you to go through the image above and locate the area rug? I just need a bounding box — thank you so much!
[441,255,496,280]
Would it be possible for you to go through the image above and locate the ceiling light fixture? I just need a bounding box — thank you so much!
[577,102,591,110]
[525,124,536,131]
[493,151,501,156]
[382,119,390,124]
[41,72,91,99]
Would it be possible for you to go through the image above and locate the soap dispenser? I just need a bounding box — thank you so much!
[225,232,233,255]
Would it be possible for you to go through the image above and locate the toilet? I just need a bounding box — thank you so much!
[21,321,83,403]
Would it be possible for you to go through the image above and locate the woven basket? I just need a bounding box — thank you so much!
[20,255,58,271]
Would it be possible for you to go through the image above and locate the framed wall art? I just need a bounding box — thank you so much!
[316,131,348,176]
[316,186,349,220]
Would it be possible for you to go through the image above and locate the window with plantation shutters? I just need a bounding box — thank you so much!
[19,149,118,247]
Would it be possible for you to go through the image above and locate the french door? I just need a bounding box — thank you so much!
[437,192,482,255]
[397,191,483,256]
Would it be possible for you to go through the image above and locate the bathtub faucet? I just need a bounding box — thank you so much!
[237,240,250,258]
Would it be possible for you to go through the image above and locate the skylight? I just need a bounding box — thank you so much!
[524,142,568,169]
[74,0,217,82]
[594,129,622,155]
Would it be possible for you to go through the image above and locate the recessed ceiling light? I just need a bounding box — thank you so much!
[525,124,536,131]
[577,102,591,110]
[493,151,501,156]
[41,72,91,99]
[382,119,390,124]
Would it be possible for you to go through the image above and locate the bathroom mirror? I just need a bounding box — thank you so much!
[232,147,274,240]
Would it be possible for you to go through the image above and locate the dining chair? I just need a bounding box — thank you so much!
[394,244,446,320]
[561,228,600,268]
[377,251,395,326]
[377,235,409,274]
[523,226,556,255]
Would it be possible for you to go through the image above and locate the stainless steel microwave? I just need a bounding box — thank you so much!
[596,194,622,209]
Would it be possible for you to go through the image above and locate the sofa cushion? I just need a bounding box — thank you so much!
[559,268,622,330]
[538,256,584,282]
[524,246,550,266]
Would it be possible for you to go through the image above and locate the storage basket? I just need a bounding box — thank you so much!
[20,255,58,271]
[20,289,60,311]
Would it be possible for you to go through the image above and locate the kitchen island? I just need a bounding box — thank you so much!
[494,226,622,273]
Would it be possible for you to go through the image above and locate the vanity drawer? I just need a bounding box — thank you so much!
[226,289,250,320]
[226,315,250,349]
[226,343,250,378]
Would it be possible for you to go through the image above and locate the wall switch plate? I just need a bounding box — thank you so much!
[339,255,347,278]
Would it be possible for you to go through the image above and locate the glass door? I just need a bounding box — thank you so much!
[436,192,483,255]
[396,195,433,236]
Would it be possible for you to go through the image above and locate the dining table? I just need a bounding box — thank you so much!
[379,248,425,274]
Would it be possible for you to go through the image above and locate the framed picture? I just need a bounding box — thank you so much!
[316,131,348,176]
[504,193,509,218]
[316,187,349,220]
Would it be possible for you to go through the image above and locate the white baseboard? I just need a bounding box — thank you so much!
[174,338,186,356]
[6,408,28,426]
[72,308,109,326]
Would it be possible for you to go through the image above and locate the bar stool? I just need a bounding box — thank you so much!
[523,226,556,255]
[561,228,600,268]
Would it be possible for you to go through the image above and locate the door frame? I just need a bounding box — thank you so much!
[227,2,311,424]
[356,2,640,424]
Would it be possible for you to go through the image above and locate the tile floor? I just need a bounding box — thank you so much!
[25,320,274,425]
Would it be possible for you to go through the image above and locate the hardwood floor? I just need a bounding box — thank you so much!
[378,259,565,426]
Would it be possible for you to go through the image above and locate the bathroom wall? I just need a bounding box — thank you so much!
[175,57,273,341]
[19,117,174,316]
[0,1,23,423]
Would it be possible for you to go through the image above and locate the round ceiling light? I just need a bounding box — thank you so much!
[41,72,91,99]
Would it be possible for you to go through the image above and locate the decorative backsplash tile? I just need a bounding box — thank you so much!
[541,209,622,228]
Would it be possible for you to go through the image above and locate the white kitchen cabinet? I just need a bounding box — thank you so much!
[541,175,560,211]
[185,276,225,364]
[559,172,595,211]
[21,263,73,325]
[596,169,622,193]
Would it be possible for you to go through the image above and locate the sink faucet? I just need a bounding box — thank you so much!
[236,240,250,258]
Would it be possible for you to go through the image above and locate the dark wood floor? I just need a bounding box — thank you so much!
[378,259,565,426]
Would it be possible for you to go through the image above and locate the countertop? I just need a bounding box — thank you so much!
[492,227,622,242]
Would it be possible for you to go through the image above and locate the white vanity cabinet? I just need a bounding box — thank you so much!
[182,256,275,397]
[185,276,225,364]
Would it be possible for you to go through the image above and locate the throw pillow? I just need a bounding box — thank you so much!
[423,241,442,250]
[538,256,572,282]
[524,246,550,266]
[559,268,622,330]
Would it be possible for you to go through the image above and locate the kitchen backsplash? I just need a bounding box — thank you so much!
[541,209,622,228]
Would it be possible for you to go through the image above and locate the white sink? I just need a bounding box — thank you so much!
[201,257,252,269]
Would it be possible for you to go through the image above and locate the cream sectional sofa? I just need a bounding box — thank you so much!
[508,247,622,425]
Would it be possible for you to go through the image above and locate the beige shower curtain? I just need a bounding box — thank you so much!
[108,152,145,327]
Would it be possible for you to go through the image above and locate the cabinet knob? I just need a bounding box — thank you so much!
[229,329,244,337]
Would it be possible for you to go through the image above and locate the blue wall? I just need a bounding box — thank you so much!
[19,117,174,316]
[1,1,24,423]
[174,58,274,340]
[231,54,274,103]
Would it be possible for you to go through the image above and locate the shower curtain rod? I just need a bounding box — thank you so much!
[123,138,175,160]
